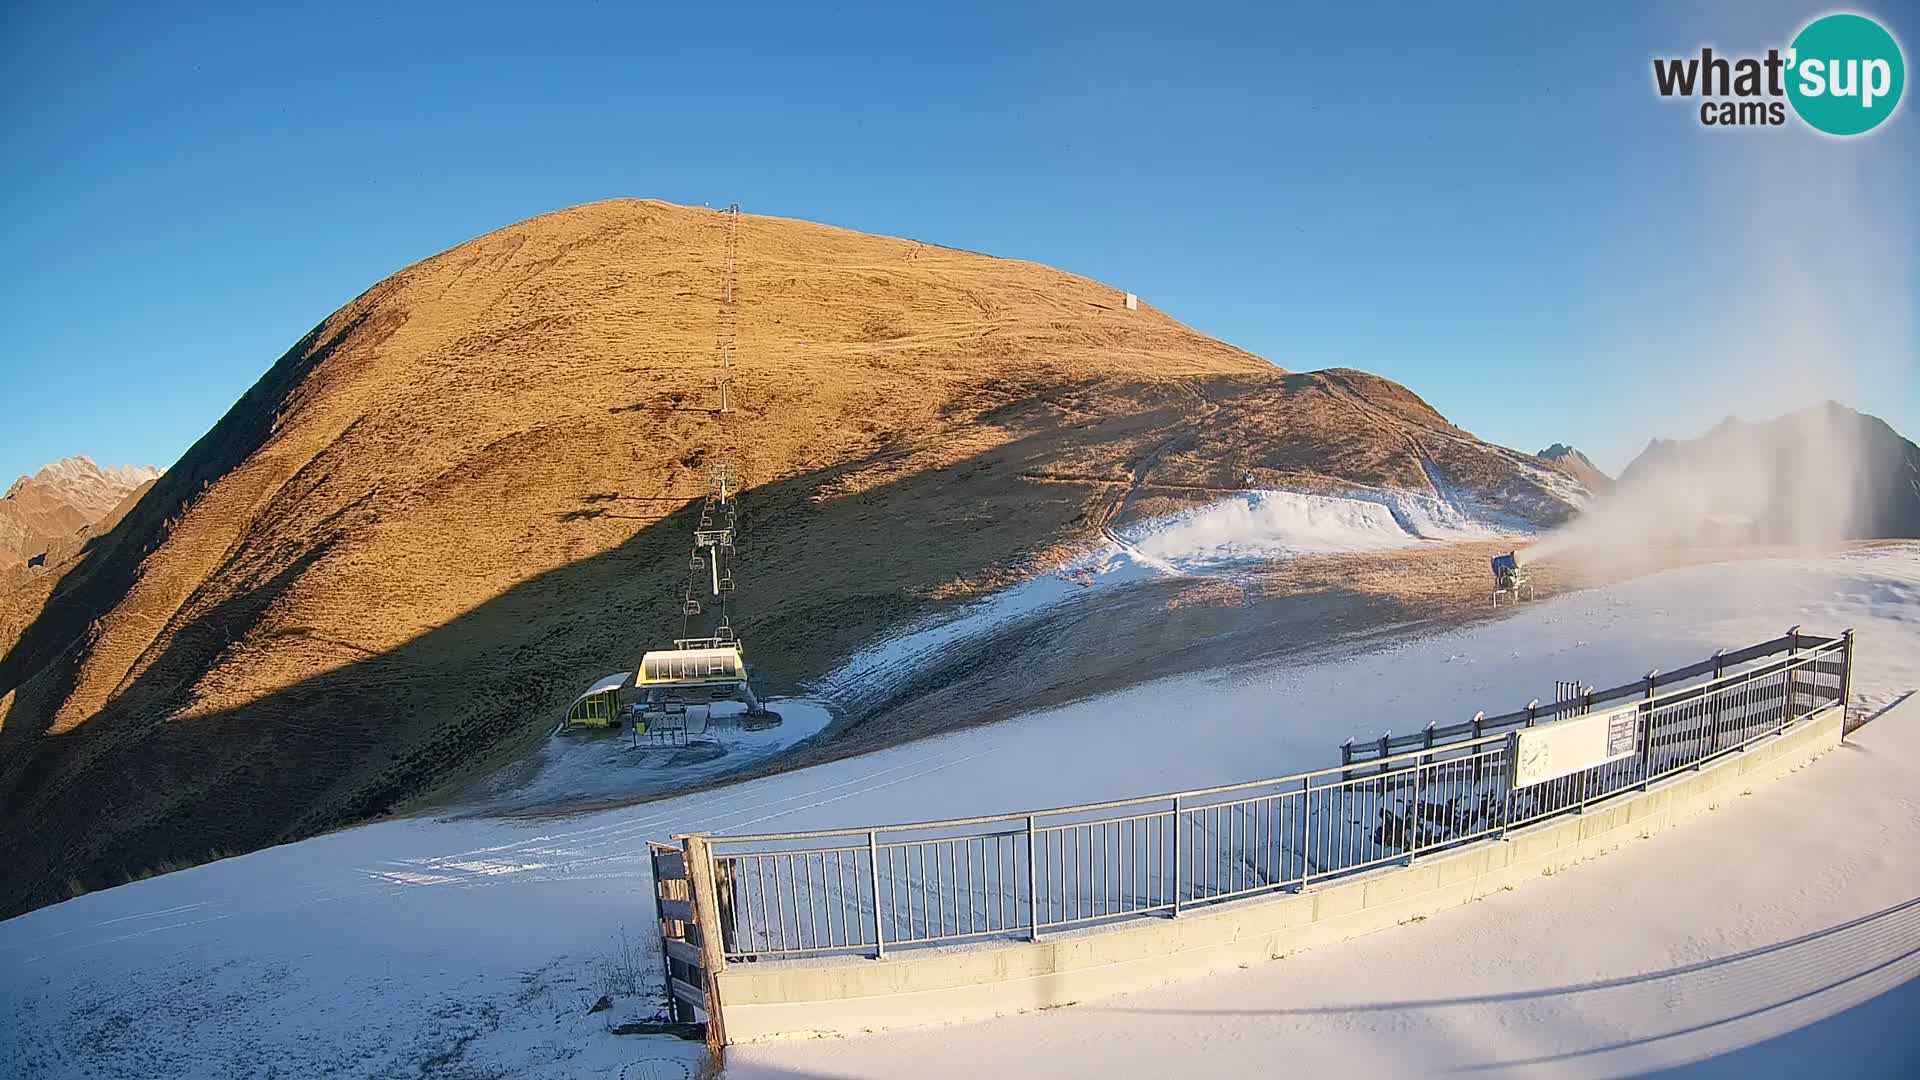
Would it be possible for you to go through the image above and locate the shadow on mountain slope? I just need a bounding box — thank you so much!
[0,390,1255,915]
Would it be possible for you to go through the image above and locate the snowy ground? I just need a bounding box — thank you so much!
[730,698,1920,1079]
[470,699,833,813]
[1116,485,1526,569]
[819,484,1525,701]
[3,544,1916,1078]
[1125,489,1483,566]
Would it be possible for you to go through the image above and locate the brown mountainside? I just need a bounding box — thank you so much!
[0,199,1576,915]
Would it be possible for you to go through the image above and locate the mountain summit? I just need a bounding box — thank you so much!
[0,456,159,566]
[1536,443,1611,493]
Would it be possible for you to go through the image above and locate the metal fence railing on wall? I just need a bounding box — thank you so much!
[671,628,1853,965]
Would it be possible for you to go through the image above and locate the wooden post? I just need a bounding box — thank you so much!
[648,843,692,1024]
[682,833,729,1051]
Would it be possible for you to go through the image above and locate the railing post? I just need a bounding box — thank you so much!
[682,833,728,1050]
[1783,625,1801,734]
[867,830,885,959]
[1170,797,1183,915]
[1840,628,1857,742]
[1641,669,1658,790]
[1502,702,1535,836]
[1578,689,1594,812]
[1410,723,1435,861]
[1704,649,1725,764]
[1296,782,1311,891]
[1470,711,1486,785]
[1026,814,1041,940]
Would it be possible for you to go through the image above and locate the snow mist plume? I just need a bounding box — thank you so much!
[1523,121,1914,575]
[1521,404,1896,572]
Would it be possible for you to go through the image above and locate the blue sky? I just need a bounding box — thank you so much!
[1,1,1914,483]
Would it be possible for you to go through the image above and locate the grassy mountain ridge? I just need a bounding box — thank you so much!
[0,199,1580,915]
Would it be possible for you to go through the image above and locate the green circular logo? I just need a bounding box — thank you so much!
[1787,13,1905,135]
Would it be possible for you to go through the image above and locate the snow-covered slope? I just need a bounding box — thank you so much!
[1122,487,1526,569]
[4,544,1916,1078]
[1127,490,1418,563]
[733,696,1920,1080]
[824,485,1530,699]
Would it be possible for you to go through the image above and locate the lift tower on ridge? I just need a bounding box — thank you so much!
[630,203,765,731]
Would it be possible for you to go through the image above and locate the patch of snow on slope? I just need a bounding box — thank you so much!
[1122,487,1527,568]
[1421,462,1561,533]
[1521,456,1596,509]
[483,699,836,812]
[1368,485,1527,541]
[823,486,1533,700]
[815,551,1154,699]
[1124,490,1415,565]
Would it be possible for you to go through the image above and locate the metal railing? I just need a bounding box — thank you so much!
[681,630,1853,962]
[1337,628,1842,769]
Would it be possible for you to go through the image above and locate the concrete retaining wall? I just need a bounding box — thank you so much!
[714,705,1845,1043]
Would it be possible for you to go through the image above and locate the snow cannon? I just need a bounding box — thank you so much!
[1491,552,1533,608]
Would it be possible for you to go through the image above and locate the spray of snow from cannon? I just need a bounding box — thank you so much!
[1517,140,1913,578]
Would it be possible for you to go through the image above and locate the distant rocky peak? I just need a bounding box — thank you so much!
[1537,443,1593,466]
[5,456,160,506]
